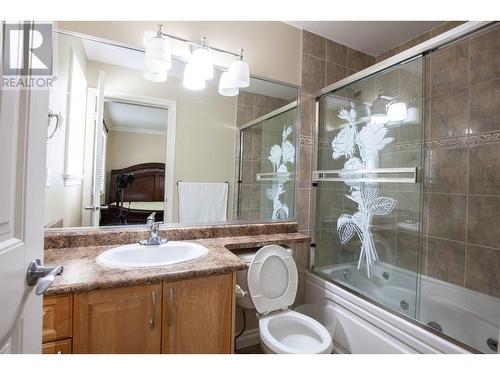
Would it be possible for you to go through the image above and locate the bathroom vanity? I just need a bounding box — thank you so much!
[43,274,234,354]
[42,223,309,354]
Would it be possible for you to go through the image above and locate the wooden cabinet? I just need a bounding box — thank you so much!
[42,339,72,354]
[73,283,162,354]
[162,273,235,354]
[43,294,73,343]
[47,273,235,354]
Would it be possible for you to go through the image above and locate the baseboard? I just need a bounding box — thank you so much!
[235,328,260,350]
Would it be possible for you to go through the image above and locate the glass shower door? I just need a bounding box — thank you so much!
[312,57,424,319]
[238,105,297,221]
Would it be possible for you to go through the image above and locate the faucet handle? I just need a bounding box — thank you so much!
[147,212,156,223]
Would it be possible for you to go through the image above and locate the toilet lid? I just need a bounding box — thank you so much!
[247,245,298,314]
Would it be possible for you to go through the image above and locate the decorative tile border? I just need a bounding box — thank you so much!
[300,135,314,146]
[318,130,500,153]
[468,131,500,147]
[242,153,262,161]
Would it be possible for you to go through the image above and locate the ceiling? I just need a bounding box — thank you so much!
[104,101,168,134]
[286,21,444,56]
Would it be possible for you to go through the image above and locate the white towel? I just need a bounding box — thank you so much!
[178,182,228,223]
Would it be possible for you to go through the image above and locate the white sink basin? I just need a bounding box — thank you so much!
[96,241,208,269]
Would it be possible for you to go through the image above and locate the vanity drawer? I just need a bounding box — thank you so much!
[42,339,72,354]
[43,295,73,343]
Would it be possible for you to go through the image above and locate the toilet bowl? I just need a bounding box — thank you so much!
[237,244,333,354]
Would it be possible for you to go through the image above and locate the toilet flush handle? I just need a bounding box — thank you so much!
[235,284,247,298]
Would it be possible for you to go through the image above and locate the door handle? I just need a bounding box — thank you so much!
[26,259,63,296]
[84,205,108,212]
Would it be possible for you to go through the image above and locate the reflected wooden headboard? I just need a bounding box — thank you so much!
[107,162,165,204]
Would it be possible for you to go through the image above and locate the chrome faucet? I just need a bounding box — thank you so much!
[139,212,167,246]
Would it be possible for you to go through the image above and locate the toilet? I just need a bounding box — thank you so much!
[236,245,333,354]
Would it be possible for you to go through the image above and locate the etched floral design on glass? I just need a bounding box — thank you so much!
[266,126,295,220]
[331,103,397,277]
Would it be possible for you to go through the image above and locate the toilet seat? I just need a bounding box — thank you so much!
[247,245,333,354]
[259,310,333,354]
[247,245,297,314]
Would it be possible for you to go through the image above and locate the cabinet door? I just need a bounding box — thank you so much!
[163,273,235,354]
[42,339,72,354]
[73,284,161,353]
[43,295,73,343]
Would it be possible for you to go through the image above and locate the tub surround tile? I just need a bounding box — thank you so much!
[299,144,312,189]
[428,193,467,242]
[326,39,347,66]
[326,62,348,86]
[302,30,326,59]
[469,25,500,85]
[468,143,500,195]
[300,94,313,137]
[44,232,310,296]
[427,237,466,286]
[469,78,500,134]
[238,91,255,106]
[254,93,271,109]
[467,195,500,249]
[347,48,368,72]
[396,231,425,273]
[301,54,326,95]
[466,244,500,299]
[426,147,468,194]
[430,41,469,96]
[298,188,311,231]
[429,89,469,139]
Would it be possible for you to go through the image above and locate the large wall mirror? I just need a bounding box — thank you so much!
[44,30,299,229]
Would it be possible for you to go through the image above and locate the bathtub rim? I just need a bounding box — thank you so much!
[306,270,481,353]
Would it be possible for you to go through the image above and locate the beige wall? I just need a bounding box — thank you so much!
[45,34,88,228]
[57,21,302,86]
[106,131,166,172]
[86,60,237,222]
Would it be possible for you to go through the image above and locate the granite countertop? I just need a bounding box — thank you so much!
[43,232,309,296]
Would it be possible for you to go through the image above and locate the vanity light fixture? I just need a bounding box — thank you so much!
[370,90,408,124]
[142,24,249,95]
[143,25,172,83]
[227,49,250,88]
[190,37,214,80]
[370,90,389,124]
[183,60,206,90]
[218,72,239,96]
[387,100,408,122]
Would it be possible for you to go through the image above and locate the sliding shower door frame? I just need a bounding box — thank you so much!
[237,99,300,221]
[308,21,493,354]
[309,20,492,265]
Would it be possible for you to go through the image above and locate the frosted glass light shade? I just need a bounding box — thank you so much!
[228,59,250,88]
[405,106,420,124]
[191,47,214,80]
[218,72,239,96]
[183,61,206,90]
[144,35,172,71]
[387,101,408,122]
[143,69,167,83]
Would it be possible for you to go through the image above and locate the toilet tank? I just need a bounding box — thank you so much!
[235,247,292,310]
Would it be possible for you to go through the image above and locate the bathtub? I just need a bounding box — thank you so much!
[304,263,500,353]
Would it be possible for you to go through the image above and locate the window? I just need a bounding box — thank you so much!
[64,51,87,185]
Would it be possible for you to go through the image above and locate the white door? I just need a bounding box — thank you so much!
[0,24,50,353]
[81,71,106,227]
